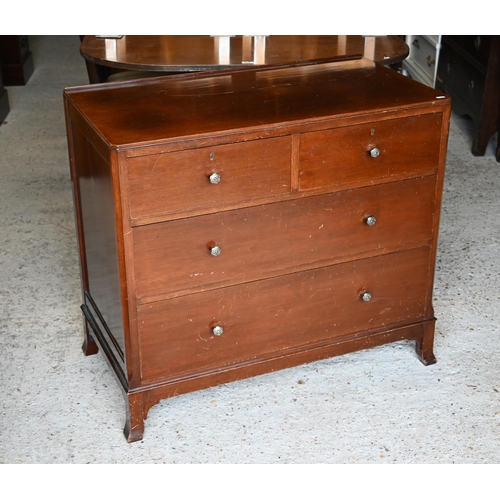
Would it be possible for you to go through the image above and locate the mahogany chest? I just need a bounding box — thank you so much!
[64,57,450,442]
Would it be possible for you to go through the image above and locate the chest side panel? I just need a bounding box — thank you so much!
[71,124,126,368]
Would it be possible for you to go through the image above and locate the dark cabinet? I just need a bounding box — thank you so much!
[0,61,9,124]
[436,35,500,161]
[0,35,34,86]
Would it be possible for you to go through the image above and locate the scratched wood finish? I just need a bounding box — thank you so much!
[64,58,450,442]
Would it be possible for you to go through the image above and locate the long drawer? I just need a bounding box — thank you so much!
[299,114,442,191]
[126,136,292,222]
[137,246,432,384]
[132,176,437,301]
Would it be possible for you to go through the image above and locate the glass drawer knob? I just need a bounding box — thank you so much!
[369,147,380,158]
[366,216,377,226]
[210,245,222,257]
[361,292,372,302]
[209,173,221,184]
[212,325,224,336]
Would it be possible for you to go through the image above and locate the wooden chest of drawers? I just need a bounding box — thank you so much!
[64,57,451,442]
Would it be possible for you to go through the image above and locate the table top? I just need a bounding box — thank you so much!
[80,35,409,73]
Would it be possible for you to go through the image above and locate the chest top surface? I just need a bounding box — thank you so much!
[64,57,449,149]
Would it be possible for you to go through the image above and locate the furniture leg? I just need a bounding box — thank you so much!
[416,321,437,366]
[124,392,146,443]
[81,320,99,356]
[472,127,492,157]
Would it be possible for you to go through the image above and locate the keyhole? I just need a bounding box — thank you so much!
[371,128,375,136]
[210,152,215,161]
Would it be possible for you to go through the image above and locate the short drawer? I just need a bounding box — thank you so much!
[137,246,432,384]
[132,176,437,300]
[298,114,442,191]
[126,136,291,222]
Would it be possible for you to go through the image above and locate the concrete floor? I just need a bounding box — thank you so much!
[1,35,499,464]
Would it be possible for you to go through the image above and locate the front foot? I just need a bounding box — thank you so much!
[416,321,437,366]
[416,342,437,365]
[124,419,145,443]
[124,392,146,443]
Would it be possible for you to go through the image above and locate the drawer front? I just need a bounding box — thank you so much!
[408,36,438,82]
[298,114,442,191]
[132,176,437,300]
[126,136,291,222]
[446,35,491,69]
[138,246,432,384]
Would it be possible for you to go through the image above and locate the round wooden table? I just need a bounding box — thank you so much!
[80,35,409,83]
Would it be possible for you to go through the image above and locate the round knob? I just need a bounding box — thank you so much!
[361,292,372,302]
[369,147,380,158]
[209,173,221,184]
[365,216,377,226]
[210,245,221,257]
[212,325,224,336]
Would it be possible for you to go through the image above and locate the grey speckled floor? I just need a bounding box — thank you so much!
[1,36,499,464]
